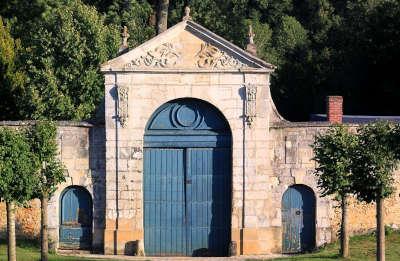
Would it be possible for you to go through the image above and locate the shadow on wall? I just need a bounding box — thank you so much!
[89,126,106,253]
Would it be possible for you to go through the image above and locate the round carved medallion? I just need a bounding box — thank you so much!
[171,104,201,129]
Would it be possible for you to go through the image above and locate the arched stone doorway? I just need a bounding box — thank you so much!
[59,186,93,249]
[143,98,232,256]
[282,184,316,253]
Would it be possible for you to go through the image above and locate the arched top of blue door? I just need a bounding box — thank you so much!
[144,98,231,148]
[282,185,315,213]
[60,186,93,227]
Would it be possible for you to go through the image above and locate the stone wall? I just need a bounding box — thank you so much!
[0,200,41,240]
[268,121,400,249]
[330,182,400,237]
[1,119,400,255]
[0,122,106,252]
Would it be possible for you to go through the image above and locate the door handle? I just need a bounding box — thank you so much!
[186,180,192,184]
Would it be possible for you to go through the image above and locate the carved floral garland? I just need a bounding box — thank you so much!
[124,43,180,69]
[245,83,257,127]
[123,42,249,69]
[117,85,129,127]
[196,43,247,69]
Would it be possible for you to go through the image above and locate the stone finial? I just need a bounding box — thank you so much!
[119,26,130,53]
[248,24,255,44]
[246,24,257,56]
[182,6,192,21]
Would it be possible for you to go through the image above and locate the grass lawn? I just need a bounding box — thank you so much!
[267,231,400,261]
[0,239,116,261]
[0,231,399,260]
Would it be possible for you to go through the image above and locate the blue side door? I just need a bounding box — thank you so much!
[60,187,92,249]
[282,185,315,253]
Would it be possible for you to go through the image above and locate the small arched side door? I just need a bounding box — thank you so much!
[282,185,316,253]
[59,186,92,249]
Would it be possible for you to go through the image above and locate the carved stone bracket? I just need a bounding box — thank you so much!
[244,83,257,127]
[117,84,129,127]
[196,42,248,69]
[124,43,181,69]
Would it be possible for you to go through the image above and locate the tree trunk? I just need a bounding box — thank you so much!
[6,201,16,261]
[340,195,349,258]
[41,195,49,261]
[156,0,169,34]
[376,197,385,261]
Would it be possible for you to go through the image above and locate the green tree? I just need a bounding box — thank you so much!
[0,0,58,38]
[29,121,65,261]
[0,17,26,120]
[169,0,249,48]
[249,19,277,64]
[0,128,38,261]
[20,0,120,120]
[269,14,312,119]
[273,15,308,64]
[2,0,400,122]
[351,121,399,261]
[312,125,357,258]
[103,0,155,47]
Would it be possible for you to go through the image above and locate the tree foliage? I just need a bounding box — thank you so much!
[0,127,38,204]
[0,17,26,120]
[351,121,398,203]
[102,0,155,47]
[18,0,120,120]
[29,121,65,197]
[312,125,357,198]
[312,121,400,260]
[1,0,400,121]
[312,124,358,257]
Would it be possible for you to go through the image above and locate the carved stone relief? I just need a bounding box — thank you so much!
[124,43,181,69]
[117,84,129,127]
[244,83,257,127]
[196,43,248,69]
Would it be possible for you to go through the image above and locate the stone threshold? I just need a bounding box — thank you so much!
[58,253,284,260]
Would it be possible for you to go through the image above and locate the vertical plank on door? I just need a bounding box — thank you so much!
[144,148,186,256]
[186,148,231,256]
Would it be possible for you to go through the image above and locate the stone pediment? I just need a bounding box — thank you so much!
[101,20,275,72]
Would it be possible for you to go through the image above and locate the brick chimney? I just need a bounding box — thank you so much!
[327,96,343,123]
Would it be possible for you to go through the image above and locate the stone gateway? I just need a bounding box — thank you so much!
[1,18,400,257]
[143,98,232,256]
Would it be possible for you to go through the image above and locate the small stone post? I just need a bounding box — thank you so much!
[246,24,257,56]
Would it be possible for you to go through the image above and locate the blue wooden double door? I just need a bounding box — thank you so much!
[282,185,316,253]
[144,98,232,256]
[59,186,92,249]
